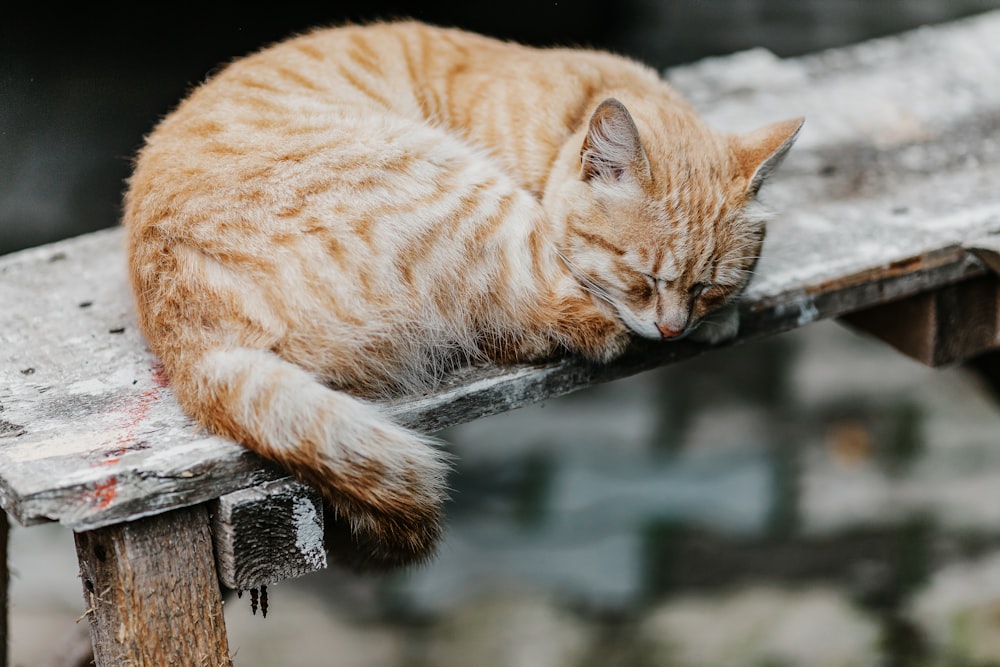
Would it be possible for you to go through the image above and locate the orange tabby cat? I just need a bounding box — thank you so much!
[123,21,802,569]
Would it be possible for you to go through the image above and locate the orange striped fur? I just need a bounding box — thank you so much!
[123,21,802,569]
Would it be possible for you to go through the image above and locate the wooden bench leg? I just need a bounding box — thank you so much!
[74,505,232,667]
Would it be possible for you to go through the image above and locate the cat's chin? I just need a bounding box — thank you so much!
[622,317,692,342]
[624,322,690,342]
[623,303,741,345]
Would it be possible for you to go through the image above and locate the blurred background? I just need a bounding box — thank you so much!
[6,2,1000,666]
[5,0,1000,256]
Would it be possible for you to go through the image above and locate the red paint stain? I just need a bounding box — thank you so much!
[117,388,158,440]
[111,363,169,454]
[92,477,118,509]
[85,362,170,511]
[92,363,170,467]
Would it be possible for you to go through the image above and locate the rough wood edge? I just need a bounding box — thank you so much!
[210,478,326,589]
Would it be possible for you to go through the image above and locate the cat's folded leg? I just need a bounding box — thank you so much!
[544,287,632,363]
[689,302,741,345]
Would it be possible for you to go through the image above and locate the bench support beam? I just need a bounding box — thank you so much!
[840,275,1000,367]
[211,478,327,591]
[74,505,231,667]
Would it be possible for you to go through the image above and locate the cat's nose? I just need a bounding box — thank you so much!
[657,323,684,339]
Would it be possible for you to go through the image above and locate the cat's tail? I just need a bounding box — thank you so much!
[169,346,451,570]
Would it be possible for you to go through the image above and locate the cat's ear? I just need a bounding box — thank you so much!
[733,117,804,197]
[581,98,652,184]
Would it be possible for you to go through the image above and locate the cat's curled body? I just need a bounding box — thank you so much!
[124,21,802,569]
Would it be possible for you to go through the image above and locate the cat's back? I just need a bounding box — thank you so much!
[124,23,501,227]
[124,24,459,238]
[131,20,662,167]
[143,22,502,140]
[123,21,581,386]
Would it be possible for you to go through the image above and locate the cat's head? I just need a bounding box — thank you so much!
[554,97,802,341]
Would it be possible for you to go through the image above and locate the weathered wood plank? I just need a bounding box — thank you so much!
[74,504,231,666]
[210,478,326,590]
[1,11,1000,534]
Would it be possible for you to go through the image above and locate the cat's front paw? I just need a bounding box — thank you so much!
[689,303,740,345]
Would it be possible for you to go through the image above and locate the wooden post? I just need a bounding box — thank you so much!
[74,505,232,667]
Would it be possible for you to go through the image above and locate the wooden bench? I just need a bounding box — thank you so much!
[3,10,1000,665]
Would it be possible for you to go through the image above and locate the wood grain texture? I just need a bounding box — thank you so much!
[74,505,231,667]
[210,478,326,590]
[1,11,1000,536]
